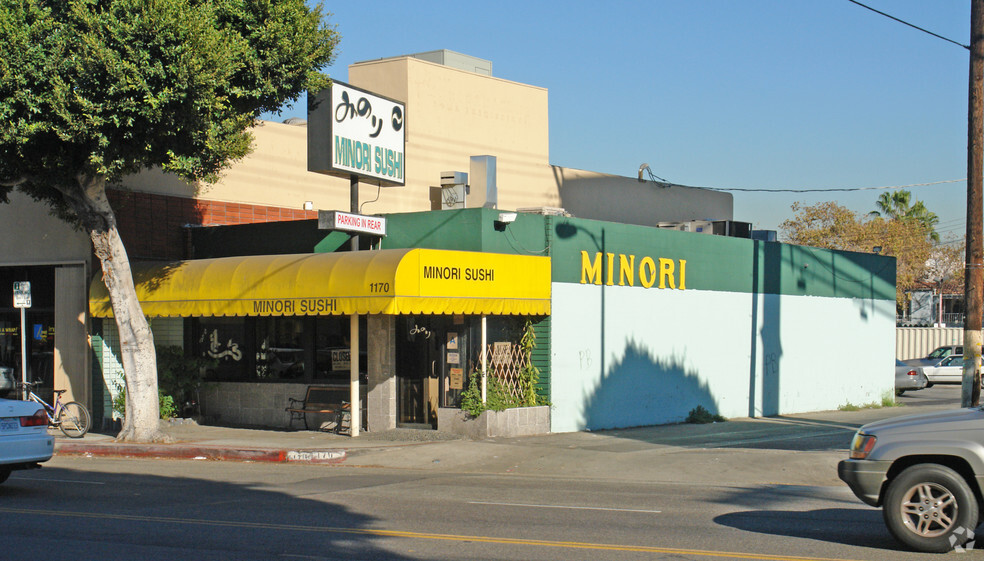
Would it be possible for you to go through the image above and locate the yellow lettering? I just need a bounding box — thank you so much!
[580,251,602,285]
[659,258,676,289]
[582,251,689,290]
[618,254,635,286]
[640,257,657,288]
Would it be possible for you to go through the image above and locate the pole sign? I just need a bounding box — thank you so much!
[307,81,406,187]
[318,210,387,237]
[13,281,30,308]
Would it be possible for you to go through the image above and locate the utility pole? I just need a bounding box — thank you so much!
[964,0,984,407]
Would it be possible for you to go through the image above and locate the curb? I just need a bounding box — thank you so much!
[54,442,347,464]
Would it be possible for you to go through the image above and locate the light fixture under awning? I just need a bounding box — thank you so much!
[89,248,551,318]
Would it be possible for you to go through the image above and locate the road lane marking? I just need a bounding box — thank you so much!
[0,506,871,561]
[468,500,662,513]
[12,476,105,485]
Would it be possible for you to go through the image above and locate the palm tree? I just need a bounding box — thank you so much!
[872,190,940,242]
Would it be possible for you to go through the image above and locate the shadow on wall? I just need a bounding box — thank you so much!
[581,339,722,430]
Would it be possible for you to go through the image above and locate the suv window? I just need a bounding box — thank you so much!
[928,346,962,359]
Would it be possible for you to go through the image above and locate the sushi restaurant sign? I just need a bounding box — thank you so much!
[308,81,406,187]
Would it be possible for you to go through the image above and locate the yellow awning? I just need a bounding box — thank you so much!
[89,248,551,318]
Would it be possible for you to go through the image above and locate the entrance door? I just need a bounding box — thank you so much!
[396,317,440,428]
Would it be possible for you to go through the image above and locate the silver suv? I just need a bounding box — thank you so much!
[839,408,984,552]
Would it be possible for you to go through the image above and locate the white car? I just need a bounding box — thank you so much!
[0,397,54,484]
[904,345,964,367]
[921,354,964,384]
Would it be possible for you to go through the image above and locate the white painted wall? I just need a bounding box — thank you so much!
[549,283,895,432]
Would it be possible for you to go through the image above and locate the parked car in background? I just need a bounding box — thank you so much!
[921,354,963,384]
[904,345,963,367]
[0,396,53,485]
[894,360,928,395]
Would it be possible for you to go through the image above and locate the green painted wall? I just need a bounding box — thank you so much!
[530,316,550,404]
[378,208,896,301]
[379,208,548,255]
[90,320,109,430]
[546,215,895,300]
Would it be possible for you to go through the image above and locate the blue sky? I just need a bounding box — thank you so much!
[277,1,970,239]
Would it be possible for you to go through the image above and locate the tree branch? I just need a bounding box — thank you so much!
[0,176,26,187]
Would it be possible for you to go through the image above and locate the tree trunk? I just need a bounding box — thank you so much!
[75,174,169,442]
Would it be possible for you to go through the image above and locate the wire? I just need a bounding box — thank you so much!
[645,167,668,183]
[846,0,970,50]
[359,184,381,213]
[676,178,965,194]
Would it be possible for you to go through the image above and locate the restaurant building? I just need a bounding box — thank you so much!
[0,50,895,433]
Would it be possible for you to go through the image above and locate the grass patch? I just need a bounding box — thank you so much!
[838,392,904,411]
[685,405,726,424]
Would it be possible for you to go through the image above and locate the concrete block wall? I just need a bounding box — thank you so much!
[201,382,300,429]
[437,406,551,439]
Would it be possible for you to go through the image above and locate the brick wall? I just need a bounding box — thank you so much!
[108,190,317,261]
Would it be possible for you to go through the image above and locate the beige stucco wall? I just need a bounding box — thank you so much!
[552,166,734,226]
[54,264,89,405]
[120,122,354,213]
[120,56,562,215]
[350,56,560,213]
[0,191,91,264]
[116,55,732,226]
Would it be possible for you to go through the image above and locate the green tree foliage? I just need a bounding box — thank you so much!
[0,0,338,189]
[0,0,338,441]
[872,190,940,242]
[779,201,935,312]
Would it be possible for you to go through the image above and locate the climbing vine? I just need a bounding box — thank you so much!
[460,320,545,417]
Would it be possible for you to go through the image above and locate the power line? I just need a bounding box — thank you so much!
[680,178,965,194]
[846,0,970,50]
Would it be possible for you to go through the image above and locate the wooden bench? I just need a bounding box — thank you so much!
[286,386,350,433]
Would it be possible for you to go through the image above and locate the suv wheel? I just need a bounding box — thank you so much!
[0,467,10,485]
[883,464,979,552]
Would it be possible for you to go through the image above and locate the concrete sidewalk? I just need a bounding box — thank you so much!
[54,419,467,464]
[53,402,954,486]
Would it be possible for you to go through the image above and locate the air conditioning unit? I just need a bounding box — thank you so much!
[657,221,713,234]
[431,171,469,210]
[712,221,752,238]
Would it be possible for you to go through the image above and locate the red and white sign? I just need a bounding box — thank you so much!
[319,211,387,236]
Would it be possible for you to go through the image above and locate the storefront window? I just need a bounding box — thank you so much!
[0,266,55,392]
[255,317,306,379]
[196,318,246,381]
[193,315,360,383]
[314,317,352,379]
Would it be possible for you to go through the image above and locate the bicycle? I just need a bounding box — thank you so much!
[17,382,90,438]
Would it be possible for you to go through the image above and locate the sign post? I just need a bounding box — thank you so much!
[13,282,31,400]
[309,82,407,437]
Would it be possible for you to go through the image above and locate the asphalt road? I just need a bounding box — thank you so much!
[0,384,968,561]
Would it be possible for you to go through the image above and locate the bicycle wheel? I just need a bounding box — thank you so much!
[57,401,91,438]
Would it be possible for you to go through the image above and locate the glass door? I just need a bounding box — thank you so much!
[396,316,439,428]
